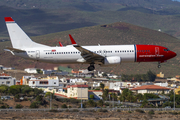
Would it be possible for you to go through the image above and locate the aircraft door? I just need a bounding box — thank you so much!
[36,50,40,59]
[155,47,159,55]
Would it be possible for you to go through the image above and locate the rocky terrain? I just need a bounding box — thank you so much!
[0,110,179,120]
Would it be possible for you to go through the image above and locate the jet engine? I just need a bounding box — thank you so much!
[103,56,121,65]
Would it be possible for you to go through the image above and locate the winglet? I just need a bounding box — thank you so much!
[59,42,63,47]
[4,17,15,22]
[69,34,77,45]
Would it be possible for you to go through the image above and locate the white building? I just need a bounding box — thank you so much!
[97,71,104,77]
[109,82,140,92]
[24,68,38,74]
[92,81,100,87]
[0,65,3,70]
[0,73,16,86]
[29,76,59,88]
[154,82,168,87]
[107,74,118,79]
[69,78,87,84]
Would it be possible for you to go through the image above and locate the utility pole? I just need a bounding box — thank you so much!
[174,88,175,110]
[50,92,52,110]
[81,84,83,109]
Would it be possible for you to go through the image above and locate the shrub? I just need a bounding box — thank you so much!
[72,109,79,112]
[148,110,154,114]
[89,109,96,112]
[30,101,39,108]
[97,109,108,112]
[135,109,145,113]
[61,104,67,108]
[65,109,69,112]
[90,94,94,99]
[97,100,104,107]
[49,109,58,112]
[15,104,23,109]
[117,109,121,112]
[0,105,6,109]
[169,112,178,115]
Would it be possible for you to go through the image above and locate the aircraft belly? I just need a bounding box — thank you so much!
[120,54,135,63]
[41,55,80,64]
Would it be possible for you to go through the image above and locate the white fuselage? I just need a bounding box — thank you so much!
[14,45,136,64]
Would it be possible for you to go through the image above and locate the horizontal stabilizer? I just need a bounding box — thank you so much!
[59,42,63,47]
[5,47,26,52]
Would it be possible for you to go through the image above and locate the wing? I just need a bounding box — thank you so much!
[69,34,104,63]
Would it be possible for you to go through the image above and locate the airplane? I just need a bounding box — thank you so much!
[4,17,177,71]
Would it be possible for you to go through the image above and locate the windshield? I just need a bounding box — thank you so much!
[164,49,169,51]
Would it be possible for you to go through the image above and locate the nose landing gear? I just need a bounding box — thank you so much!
[88,64,95,71]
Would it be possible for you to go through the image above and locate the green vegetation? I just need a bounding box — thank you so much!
[15,104,23,109]
[135,109,145,113]
[148,110,155,114]
[97,109,108,112]
[89,94,94,99]
[58,66,72,72]
[30,101,39,108]
[61,104,67,108]
[36,69,43,74]
[100,83,105,91]
[119,88,135,102]
[121,70,156,82]
[0,85,43,97]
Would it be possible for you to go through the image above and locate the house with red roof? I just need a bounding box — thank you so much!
[131,85,170,94]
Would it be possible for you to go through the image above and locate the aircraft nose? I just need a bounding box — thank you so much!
[170,51,177,58]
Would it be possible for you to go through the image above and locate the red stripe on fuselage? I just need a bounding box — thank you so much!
[136,45,174,63]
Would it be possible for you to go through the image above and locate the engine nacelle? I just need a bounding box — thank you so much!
[104,56,121,65]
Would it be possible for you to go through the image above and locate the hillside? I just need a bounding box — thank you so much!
[0,22,179,77]
[2,4,180,39]
[1,0,180,11]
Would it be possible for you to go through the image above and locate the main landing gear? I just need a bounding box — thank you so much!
[158,62,161,68]
[88,64,95,71]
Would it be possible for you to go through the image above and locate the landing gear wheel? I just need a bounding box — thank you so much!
[88,65,95,71]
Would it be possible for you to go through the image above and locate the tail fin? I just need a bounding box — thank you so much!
[4,17,49,49]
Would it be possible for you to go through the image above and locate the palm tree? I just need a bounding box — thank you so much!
[100,83,105,91]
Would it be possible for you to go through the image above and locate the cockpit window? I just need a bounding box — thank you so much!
[164,49,169,51]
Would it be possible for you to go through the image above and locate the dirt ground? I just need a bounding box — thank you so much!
[0,111,179,120]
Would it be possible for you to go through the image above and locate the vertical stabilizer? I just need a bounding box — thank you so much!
[4,17,49,49]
